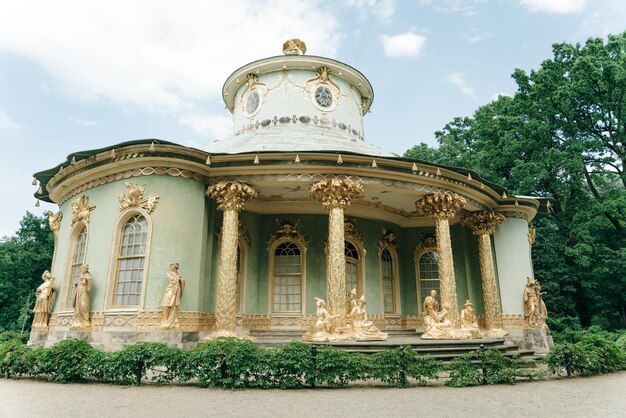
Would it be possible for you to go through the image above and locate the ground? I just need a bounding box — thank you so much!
[0,372,624,417]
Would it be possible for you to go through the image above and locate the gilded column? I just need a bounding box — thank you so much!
[460,211,507,337]
[206,181,257,338]
[415,193,466,327]
[311,178,363,320]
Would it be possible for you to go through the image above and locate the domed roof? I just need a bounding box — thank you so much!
[207,40,391,157]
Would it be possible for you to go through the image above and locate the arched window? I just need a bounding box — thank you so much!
[381,248,396,314]
[66,225,87,307]
[112,215,148,307]
[345,241,360,296]
[272,242,302,313]
[417,251,440,309]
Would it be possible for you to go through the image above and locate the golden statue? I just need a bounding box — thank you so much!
[32,270,55,328]
[534,280,548,328]
[303,297,340,341]
[523,277,539,327]
[422,289,440,334]
[352,295,387,341]
[345,288,358,328]
[161,263,185,328]
[421,291,472,340]
[47,211,62,235]
[460,300,482,338]
[72,264,92,327]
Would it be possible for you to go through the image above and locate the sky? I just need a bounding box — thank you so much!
[1,0,625,237]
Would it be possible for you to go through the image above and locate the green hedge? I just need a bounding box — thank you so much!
[1,330,623,388]
[543,332,626,376]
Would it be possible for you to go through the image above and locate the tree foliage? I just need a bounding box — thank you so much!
[0,212,54,333]
[405,32,626,329]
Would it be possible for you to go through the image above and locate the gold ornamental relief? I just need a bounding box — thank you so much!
[206,181,257,212]
[460,211,505,236]
[71,195,96,226]
[118,181,159,214]
[310,178,364,210]
[47,210,62,234]
[282,38,307,55]
[415,193,466,220]
[267,219,308,251]
[376,228,397,255]
[218,218,250,248]
[413,235,437,260]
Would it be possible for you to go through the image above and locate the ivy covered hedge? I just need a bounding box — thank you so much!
[1,331,623,388]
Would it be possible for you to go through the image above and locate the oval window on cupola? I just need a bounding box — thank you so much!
[243,89,262,117]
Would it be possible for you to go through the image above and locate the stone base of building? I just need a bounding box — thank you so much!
[28,327,221,351]
[505,326,553,354]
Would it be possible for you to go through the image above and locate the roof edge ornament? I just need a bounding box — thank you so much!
[282,39,306,55]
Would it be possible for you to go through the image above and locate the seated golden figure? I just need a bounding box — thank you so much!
[460,300,482,338]
[352,295,387,341]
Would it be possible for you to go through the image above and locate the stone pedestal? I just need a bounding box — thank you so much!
[507,327,554,354]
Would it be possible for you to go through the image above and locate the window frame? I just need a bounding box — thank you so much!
[63,221,89,310]
[268,238,306,315]
[105,208,153,311]
[415,249,440,313]
[378,245,400,315]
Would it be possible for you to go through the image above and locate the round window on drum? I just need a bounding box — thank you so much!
[243,89,261,117]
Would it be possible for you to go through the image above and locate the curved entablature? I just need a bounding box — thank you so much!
[223,55,374,115]
[34,140,543,224]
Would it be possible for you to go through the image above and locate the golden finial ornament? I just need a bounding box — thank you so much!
[282,39,307,55]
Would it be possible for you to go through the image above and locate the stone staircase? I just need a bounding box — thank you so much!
[248,328,539,363]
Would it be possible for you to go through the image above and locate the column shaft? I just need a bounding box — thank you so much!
[478,233,502,329]
[215,209,239,333]
[327,206,346,317]
[435,217,459,327]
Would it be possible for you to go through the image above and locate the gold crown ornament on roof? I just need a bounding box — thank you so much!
[282,38,307,55]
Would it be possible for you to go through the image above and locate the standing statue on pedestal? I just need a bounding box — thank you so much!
[72,264,92,327]
[534,280,548,328]
[161,262,185,328]
[523,277,539,327]
[303,297,338,341]
[460,300,482,338]
[32,270,55,328]
[352,295,387,341]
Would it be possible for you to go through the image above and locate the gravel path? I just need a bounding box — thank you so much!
[1,372,625,418]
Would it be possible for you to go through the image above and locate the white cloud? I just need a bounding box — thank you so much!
[519,0,587,13]
[447,73,478,100]
[0,1,339,116]
[344,0,396,22]
[491,92,512,101]
[0,110,21,131]
[68,117,97,127]
[580,0,626,38]
[419,0,486,16]
[179,113,233,140]
[381,32,426,58]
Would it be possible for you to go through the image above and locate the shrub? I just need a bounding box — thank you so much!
[574,334,624,375]
[369,345,441,388]
[184,338,263,388]
[0,339,31,378]
[41,338,96,382]
[545,333,625,377]
[0,331,29,344]
[263,341,314,389]
[111,342,183,385]
[446,349,525,387]
[314,345,366,387]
